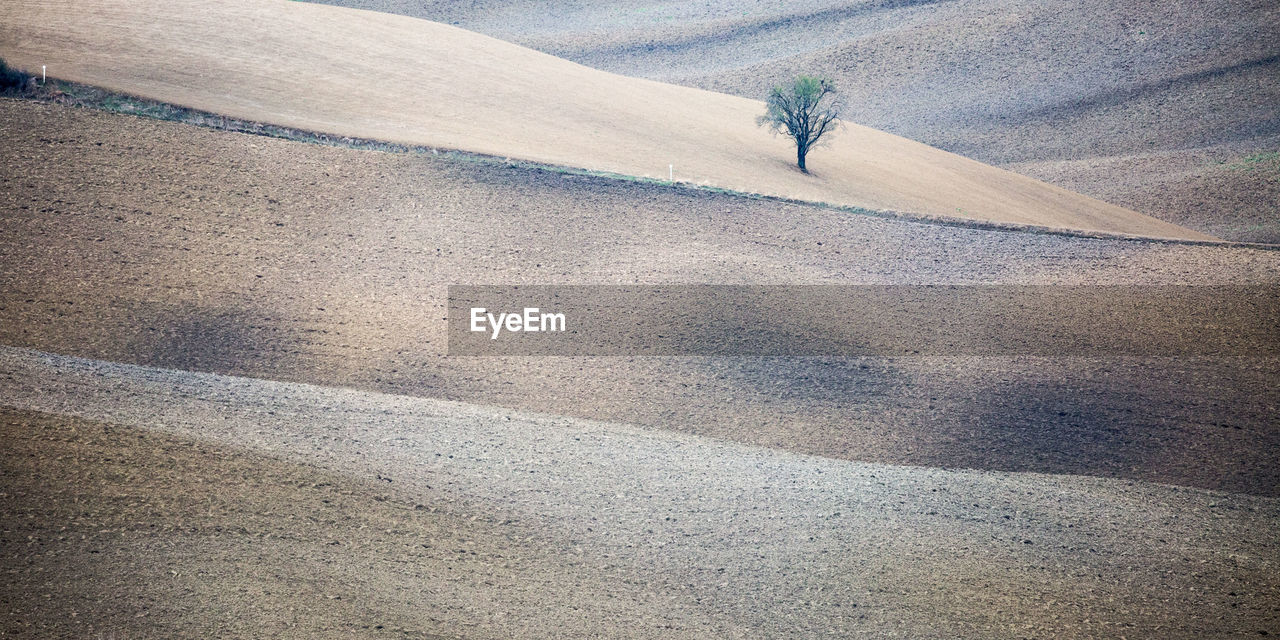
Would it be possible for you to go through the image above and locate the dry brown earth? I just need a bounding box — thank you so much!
[2,63,1279,636]
[310,0,1280,242]
[0,0,1215,239]
[2,99,1277,496]
[2,354,1277,638]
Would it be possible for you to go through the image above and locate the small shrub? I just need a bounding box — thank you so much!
[0,58,32,91]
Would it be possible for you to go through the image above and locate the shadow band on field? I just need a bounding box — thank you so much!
[447,285,1280,356]
[2,287,1278,496]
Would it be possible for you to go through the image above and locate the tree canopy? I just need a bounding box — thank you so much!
[757,76,842,173]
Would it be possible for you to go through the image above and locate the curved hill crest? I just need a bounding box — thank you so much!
[0,0,1215,240]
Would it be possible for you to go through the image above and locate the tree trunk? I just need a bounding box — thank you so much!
[797,146,808,173]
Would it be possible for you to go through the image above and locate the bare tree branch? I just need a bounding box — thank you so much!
[757,75,843,173]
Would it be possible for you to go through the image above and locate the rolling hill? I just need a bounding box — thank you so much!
[309,0,1280,242]
[3,99,1277,496]
[2,2,1278,634]
[0,0,1216,240]
[3,348,1278,638]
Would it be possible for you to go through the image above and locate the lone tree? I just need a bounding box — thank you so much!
[757,75,842,173]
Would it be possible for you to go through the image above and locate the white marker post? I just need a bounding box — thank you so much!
[41,65,46,84]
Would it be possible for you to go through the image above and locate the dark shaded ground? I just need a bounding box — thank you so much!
[1,404,771,639]
[0,408,475,639]
[2,100,1277,496]
[0,406,737,639]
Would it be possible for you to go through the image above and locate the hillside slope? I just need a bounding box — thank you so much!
[0,0,1214,239]
[2,349,1277,637]
[4,100,1278,496]
[311,0,1280,241]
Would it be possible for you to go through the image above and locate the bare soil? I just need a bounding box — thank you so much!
[311,0,1280,242]
[3,355,1278,639]
[0,0,1214,239]
[1,70,1279,636]
[2,100,1277,496]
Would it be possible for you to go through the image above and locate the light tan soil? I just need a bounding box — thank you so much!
[1009,148,1280,243]
[311,0,1280,242]
[0,0,1214,239]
